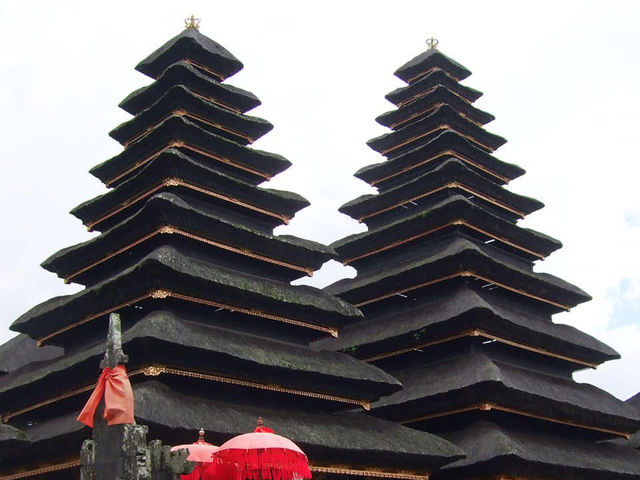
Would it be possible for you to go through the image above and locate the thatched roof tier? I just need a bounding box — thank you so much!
[0,334,63,375]
[136,28,243,81]
[385,69,482,107]
[342,159,543,226]
[0,311,401,416]
[49,192,330,285]
[0,412,86,472]
[627,393,640,414]
[1,381,462,474]
[435,421,640,480]
[395,48,472,84]
[13,245,361,343]
[90,115,290,187]
[368,105,506,157]
[72,149,307,232]
[111,85,273,146]
[372,353,640,436]
[376,85,495,130]
[326,236,590,313]
[334,195,557,268]
[121,60,260,115]
[354,130,524,191]
[0,424,30,458]
[313,286,617,368]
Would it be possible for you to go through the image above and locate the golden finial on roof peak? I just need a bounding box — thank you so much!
[185,15,201,31]
[426,37,439,50]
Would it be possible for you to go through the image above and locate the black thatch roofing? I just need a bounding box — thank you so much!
[120,61,260,115]
[0,311,401,412]
[627,393,640,414]
[0,423,31,463]
[136,28,243,80]
[377,85,495,130]
[368,104,506,156]
[372,353,640,435]
[436,421,640,480]
[334,195,558,266]
[47,192,332,285]
[0,334,63,374]
[72,148,308,232]
[0,423,29,445]
[354,130,524,190]
[342,158,542,223]
[395,48,471,83]
[326,236,590,312]
[314,285,617,367]
[111,85,273,146]
[9,381,462,471]
[13,245,361,340]
[90,116,290,187]
[385,69,482,106]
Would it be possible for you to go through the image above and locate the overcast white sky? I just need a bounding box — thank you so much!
[1,1,639,399]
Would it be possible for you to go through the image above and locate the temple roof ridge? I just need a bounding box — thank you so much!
[136,27,243,80]
[394,46,472,84]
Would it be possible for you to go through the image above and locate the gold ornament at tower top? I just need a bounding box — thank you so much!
[426,37,439,49]
[185,15,201,31]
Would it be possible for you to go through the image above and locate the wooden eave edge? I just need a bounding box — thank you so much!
[360,328,597,369]
[368,149,511,187]
[343,219,543,266]
[379,125,496,157]
[357,181,525,223]
[104,140,271,187]
[35,289,338,346]
[122,109,257,148]
[405,65,460,85]
[0,460,80,480]
[310,466,430,480]
[2,364,369,423]
[389,102,484,130]
[0,461,430,480]
[87,177,289,231]
[400,402,631,439]
[354,270,572,311]
[396,81,474,108]
[65,224,312,284]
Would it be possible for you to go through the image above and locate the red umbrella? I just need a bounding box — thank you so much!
[211,418,312,480]
[171,428,219,480]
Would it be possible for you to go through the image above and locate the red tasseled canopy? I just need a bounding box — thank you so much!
[210,421,312,480]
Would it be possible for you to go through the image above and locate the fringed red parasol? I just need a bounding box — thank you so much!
[171,429,219,480]
[211,417,312,480]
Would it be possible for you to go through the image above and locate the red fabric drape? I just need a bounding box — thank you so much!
[77,365,135,428]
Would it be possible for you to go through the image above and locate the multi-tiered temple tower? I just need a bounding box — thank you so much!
[0,27,462,479]
[318,41,640,479]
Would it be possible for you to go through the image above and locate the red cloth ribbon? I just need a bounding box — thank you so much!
[77,365,135,428]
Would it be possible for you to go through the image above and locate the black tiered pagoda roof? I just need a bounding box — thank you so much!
[0,28,462,479]
[318,43,640,479]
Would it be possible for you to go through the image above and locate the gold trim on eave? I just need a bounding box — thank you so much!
[65,225,312,283]
[0,460,80,480]
[311,465,429,480]
[36,289,338,345]
[2,365,368,422]
[354,270,571,311]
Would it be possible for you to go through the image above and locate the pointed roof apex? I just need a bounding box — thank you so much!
[136,27,243,81]
[394,44,471,84]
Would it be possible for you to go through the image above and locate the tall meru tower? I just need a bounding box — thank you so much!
[317,40,640,479]
[0,26,463,480]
